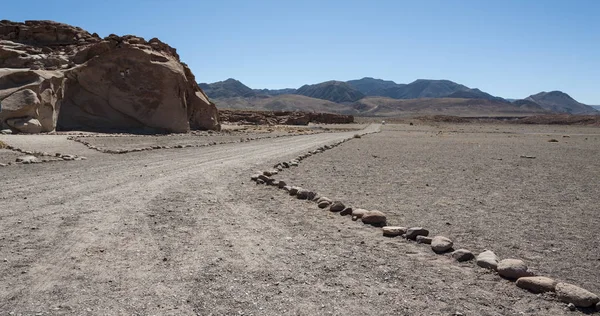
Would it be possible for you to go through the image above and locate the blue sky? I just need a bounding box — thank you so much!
[4,0,599,103]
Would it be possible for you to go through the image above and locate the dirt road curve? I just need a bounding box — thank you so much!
[0,124,577,315]
[0,125,379,314]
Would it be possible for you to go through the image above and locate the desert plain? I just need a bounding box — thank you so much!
[1,121,599,315]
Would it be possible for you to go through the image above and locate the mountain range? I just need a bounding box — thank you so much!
[198,77,598,116]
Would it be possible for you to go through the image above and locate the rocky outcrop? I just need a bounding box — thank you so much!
[0,68,67,133]
[0,20,220,133]
[218,109,354,125]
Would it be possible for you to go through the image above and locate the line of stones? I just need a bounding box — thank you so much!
[67,132,314,154]
[250,135,600,312]
[0,144,86,167]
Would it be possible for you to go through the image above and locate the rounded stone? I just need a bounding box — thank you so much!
[476,250,499,270]
[288,187,299,196]
[351,208,368,218]
[317,201,331,209]
[497,259,532,279]
[405,227,429,240]
[361,210,386,226]
[451,249,474,262]
[382,226,407,237]
[339,208,353,216]
[431,236,453,253]
[257,174,270,182]
[263,170,273,176]
[515,276,557,294]
[329,201,345,212]
[555,282,600,308]
[317,197,332,204]
[296,189,310,199]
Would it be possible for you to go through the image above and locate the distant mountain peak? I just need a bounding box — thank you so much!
[525,90,597,114]
[413,78,451,82]
[533,90,572,98]
[198,78,257,98]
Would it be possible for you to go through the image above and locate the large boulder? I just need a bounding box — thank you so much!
[0,20,220,133]
[6,117,42,133]
[0,69,66,132]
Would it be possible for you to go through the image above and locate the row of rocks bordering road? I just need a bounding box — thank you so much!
[249,129,600,313]
[0,142,86,167]
[66,128,329,154]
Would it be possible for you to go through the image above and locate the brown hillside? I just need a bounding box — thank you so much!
[353,97,549,117]
[213,94,358,115]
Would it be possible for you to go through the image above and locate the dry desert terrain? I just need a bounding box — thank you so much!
[1,122,599,315]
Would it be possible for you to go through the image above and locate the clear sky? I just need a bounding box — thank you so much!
[4,0,599,104]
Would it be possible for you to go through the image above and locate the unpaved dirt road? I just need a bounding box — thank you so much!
[0,124,588,315]
[0,125,388,315]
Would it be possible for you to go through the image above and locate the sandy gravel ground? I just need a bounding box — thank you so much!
[0,123,598,315]
[278,123,600,312]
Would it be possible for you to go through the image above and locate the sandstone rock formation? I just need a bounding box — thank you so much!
[0,69,66,132]
[0,20,220,133]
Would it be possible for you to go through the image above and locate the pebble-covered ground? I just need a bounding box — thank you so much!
[278,123,600,299]
[1,122,598,315]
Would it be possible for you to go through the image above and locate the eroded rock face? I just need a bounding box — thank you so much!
[0,69,66,132]
[0,20,220,133]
